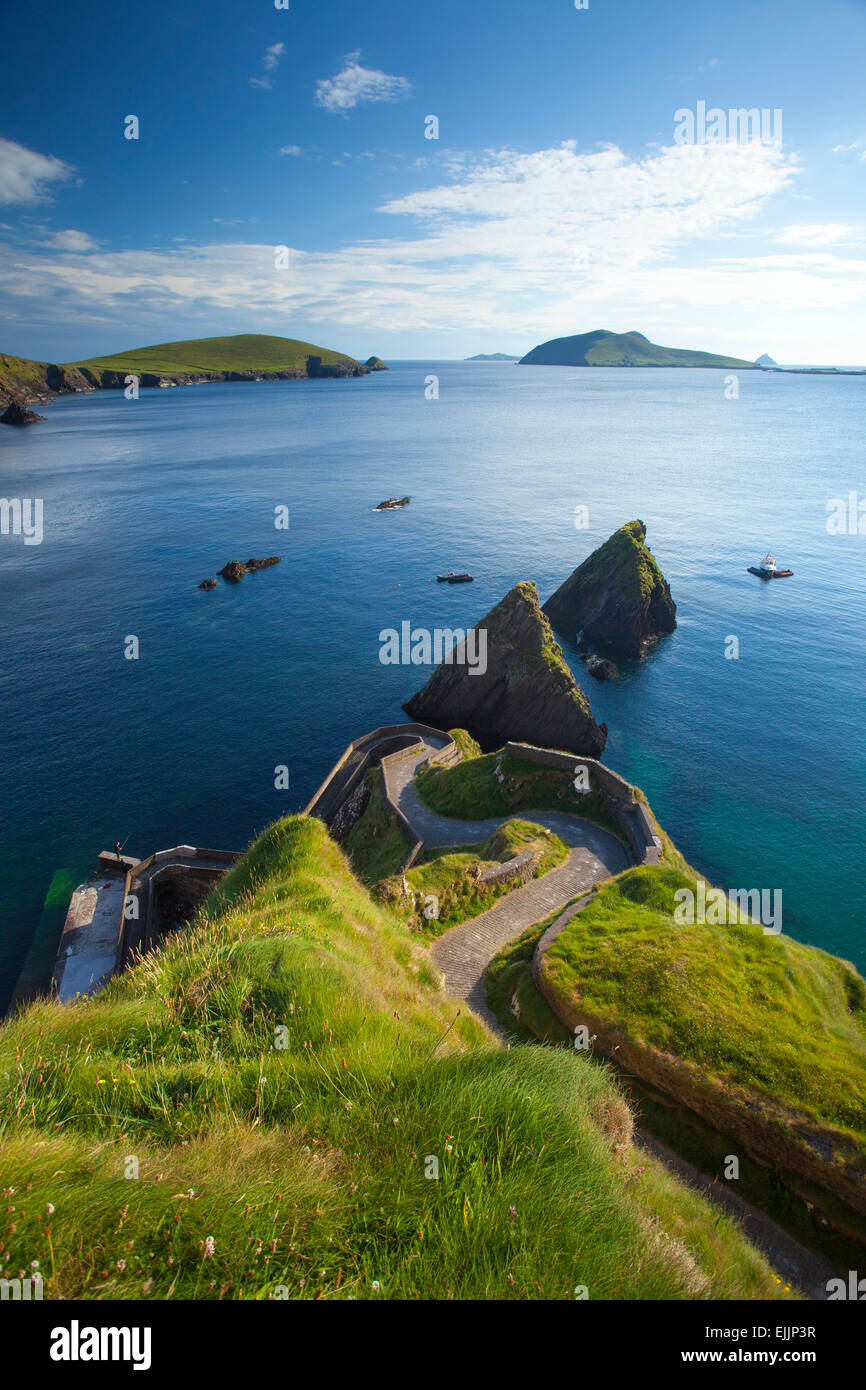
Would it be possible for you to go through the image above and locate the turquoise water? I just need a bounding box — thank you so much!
[1,362,864,1008]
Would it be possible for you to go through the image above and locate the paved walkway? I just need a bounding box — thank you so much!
[382,739,841,1298]
[382,741,631,1031]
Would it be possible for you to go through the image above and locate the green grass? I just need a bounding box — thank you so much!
[343,771,411,884]
[68,333,358,375]
[0,816,789,1300]
[416,747,627,844]
[378,819,569,936]
[541,866,866,1151]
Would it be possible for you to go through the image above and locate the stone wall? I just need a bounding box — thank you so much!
[502,741,661,864]
[304,723,457,825]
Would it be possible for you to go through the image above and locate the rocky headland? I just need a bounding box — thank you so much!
[0,334,378,418]
[404,580,608,756]
[543,520,677,661]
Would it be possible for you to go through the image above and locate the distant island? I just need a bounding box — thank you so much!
[519,329,754,369]
[0,333,385,420]
[465,352,521,361]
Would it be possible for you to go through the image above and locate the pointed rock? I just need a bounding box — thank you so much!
[543,520,676,660]
[403,580,607,756]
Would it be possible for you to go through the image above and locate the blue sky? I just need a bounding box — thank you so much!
[1,0,864,362]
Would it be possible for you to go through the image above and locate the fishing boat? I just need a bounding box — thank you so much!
[437,572,474,583]
[747,552,794,579]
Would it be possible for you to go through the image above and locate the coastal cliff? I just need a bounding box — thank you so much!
[404,580,608,756]
[543,520,677,660]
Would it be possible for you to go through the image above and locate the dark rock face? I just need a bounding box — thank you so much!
[404,580,607,757]
[585,654,619,682]
[543,520,676,661]
[305,355,368,378]
[199,578,218,590]
[0,399,45,425]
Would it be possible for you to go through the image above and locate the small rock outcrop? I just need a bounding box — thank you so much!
[584,654,619,682]
[404,580,607,757]
[543,520,676,661]
[216,557,282,583]
[374,497,411,510]
[1,399,45,425]
[364,356,388,371]
[199,578,218,590]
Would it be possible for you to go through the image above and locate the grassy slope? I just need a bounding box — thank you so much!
[68,334,358,374]
[543,867,866,1149]
[343,771,411,884]
[0,816,787,1300]
[0,352,51,401]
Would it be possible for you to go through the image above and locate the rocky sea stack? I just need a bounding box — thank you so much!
[404,580,607,756]
[543,520,676,661]
[0,399,45,425]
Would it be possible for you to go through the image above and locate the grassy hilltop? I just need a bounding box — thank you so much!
[68,333,359,375]
[0,814,787,1300]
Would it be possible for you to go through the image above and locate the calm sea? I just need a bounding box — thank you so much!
[1,361,864,1008]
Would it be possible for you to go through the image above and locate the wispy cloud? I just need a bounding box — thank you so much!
[0,137,75,205]
[250,42,285,90]
[43,228,98,252]
[315,53,412,114]
[832,139,866,161]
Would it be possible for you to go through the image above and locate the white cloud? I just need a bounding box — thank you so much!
[315,54,412,113]
[279,145,304,157]
[43,228,98,252]
[3,137,864,358]
[0,137,74,205]
[250,42,285,90]
[774,223,861,247]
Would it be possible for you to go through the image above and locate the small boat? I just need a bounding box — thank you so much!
[747,552,794,579]
[437,572,474,584]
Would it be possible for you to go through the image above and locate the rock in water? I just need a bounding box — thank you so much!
[543,520,676,660]
[199,577,218,590]
[1,399,45,425]
[403,580,607,756]
[219,561,248,582]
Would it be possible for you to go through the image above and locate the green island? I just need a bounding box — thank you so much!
[519,328,755,369]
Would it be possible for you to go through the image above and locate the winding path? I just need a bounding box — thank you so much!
[382,741,630,1030]
[384,739,842,1298]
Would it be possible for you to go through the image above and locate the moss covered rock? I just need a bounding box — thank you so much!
[404,580,607,756]
[543,520,676,660]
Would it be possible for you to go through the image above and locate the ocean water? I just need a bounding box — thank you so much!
[1,361,864,1009]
